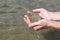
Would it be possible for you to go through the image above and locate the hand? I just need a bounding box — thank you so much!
[24,8,60,30]
[24,15,50,30]
[24,8,53,31]
[27,8,52,20]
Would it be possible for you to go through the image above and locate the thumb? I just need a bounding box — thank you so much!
[32,8,41,13]
[38,13,46,19]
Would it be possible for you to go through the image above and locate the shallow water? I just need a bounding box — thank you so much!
[0,0,60,40]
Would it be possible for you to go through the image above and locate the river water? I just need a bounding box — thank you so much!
[0,0,60,40]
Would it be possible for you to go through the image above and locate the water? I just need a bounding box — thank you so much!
[0,0,60,40]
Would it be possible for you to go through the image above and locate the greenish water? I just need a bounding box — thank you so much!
[0,0,60,40]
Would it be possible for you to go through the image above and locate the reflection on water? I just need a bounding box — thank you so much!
[0,0,60,40]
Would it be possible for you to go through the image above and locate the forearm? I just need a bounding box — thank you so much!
[49,12,60,20]
[47,21,60,29]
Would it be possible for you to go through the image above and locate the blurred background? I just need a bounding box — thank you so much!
[0,0,60,40]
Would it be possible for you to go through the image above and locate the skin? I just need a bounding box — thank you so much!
[24,8,60,31]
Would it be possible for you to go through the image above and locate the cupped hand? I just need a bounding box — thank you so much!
[24,15,50,30]
[27,8,52,20]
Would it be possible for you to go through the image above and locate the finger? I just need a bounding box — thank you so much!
[24,17,39,28]
[38,13,45,19]
[28,21,41,28]
[27,11,32,15]
[27,11,31,14]
[28,20,43,28]
[24,15,31,24]
[31,19,48,27]
[39,13,45,19]
[33,26,43,30]
[24,18,28,24]
[32,8,43,13]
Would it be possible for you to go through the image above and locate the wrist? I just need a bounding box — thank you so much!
[48,12,55,20]
[49,12,60,20]
[46,20,53,28]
